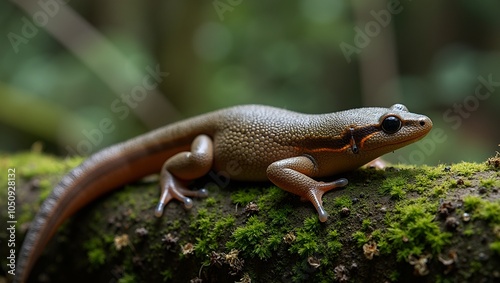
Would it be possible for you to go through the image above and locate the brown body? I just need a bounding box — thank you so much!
[15,104,432,282]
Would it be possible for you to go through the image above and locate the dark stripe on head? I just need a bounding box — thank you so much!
[299,125,380,153]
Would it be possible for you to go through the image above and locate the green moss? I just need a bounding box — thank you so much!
[479,177,498,189]
[116,186,138,208]
[87,248,106,267]
[230,186,287,213]
[383,201,452,261]
[326,230,342,255]
[448,178,459,188]
[361,219,372,231]
[431,184,447,198]
[463,195,482,212]
[414,173,431,186]
[268,205,292,228]
[118,274,136,283]
[0,153,84,218]
[462,225,475,237]
[421,164,447,180]
[490,241,500,255]
[388,270,400,282]
[477,201,500,224]
[257,186,287,209]
[204,197,217,207]
[190,209,211,233]
[379,176,407,199]
[288,217,325,257]
[352,231,369,247]
[303,215,320,232]
[450,161,488,177]
[18,203,36,227]
[371,228,382,239]
[161,269,174,282]
[469,260,483,274]
[328,229,339,238]
[390,186,406,199]
[4,152,82,179]
[171,219,182,231]
[266,233,283,251]
[38,178,54,202]
[289,230,320,256]
[412,173,431,193]
[333,195,352,208]
[463,195,500,225]
[230,187,261,205]
[226,216,274,259]
[291,261,311,283]
[190,208,235,257]
[83,236,111,269]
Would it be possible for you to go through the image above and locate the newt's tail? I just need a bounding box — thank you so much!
[15,114,216,282]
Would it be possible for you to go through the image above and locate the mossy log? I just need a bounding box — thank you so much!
[1,152,500,283]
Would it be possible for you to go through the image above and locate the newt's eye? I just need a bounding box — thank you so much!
[381,116,402,134]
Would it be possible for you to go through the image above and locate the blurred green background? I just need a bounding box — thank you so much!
[1,0,499,165]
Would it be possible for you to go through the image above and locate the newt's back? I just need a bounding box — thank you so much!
[212,105,318,181]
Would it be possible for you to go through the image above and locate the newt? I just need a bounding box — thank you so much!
[15,104,432,282]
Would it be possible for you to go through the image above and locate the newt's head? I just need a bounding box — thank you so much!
[348,103,433,156]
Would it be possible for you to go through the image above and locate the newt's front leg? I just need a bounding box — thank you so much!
[154,134,213,217]
[266,156,348,222]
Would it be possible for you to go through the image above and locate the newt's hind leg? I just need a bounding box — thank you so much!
[154,134,213,217]
[266,156,348,222]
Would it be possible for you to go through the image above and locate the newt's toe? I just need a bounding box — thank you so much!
[182,197,193,209]
[155,201,167,217]
[317,206,329,222]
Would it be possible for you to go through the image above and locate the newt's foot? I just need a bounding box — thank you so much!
[267,156,350,223]
[312,178,348,222]
[154,134,214,217]
[154,172,208,217]
[297,178,349,222]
